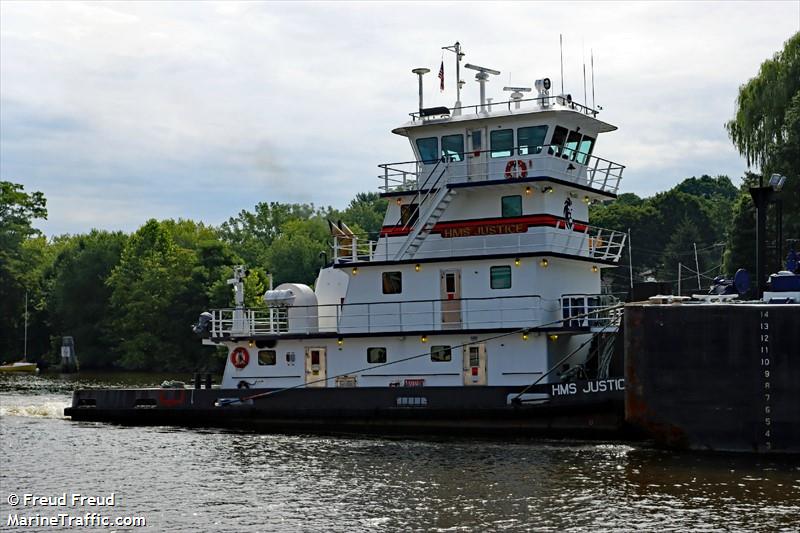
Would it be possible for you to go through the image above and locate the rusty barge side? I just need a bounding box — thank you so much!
[625,303,800,454]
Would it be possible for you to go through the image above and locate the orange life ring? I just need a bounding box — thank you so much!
[504,159,528,179]
[230,347,250,369]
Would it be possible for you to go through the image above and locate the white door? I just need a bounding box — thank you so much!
[440,269,462,328]
[305,347,327,387]
[463,343,487,385]
[466,127,487,181]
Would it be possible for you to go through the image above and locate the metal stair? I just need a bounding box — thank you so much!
[394,186,456,260]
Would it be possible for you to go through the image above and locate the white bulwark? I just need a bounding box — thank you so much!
[204,46,626,393]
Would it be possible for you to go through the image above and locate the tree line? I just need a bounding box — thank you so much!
[1,33,796,372]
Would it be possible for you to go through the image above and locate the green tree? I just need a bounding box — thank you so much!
[45,230,128,368]
[726,32,800,272]
[0,181,47,360]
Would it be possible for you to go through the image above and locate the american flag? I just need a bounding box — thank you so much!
[438,61,444,92]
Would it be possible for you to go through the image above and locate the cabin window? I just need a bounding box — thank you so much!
[367,347,387,364]
[400,203,418,227]
[490,129,513,158]
[576,136,595,164]
[382,271,403,294]
[431,345,452,362]
[258,350,277,366]
[517,126,548,155]
[550,126,569,157]
[416,137,439,164]
[563,130,583,160]
[490,266,512,289]
[442,134,464,162]
[501,195,522,218]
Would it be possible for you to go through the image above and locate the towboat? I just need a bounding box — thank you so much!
[66,43,630,436]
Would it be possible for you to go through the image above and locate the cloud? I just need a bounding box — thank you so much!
[1,1,798,235]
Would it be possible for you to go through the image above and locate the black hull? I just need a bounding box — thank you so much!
[625,303,800,454]
[65,383,626,438]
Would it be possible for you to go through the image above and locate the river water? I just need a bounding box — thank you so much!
[1,373,798,532]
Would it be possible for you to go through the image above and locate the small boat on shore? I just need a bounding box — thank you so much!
[0,361,38,374]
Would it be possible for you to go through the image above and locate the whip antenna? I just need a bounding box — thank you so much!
[591,49,596,110]
[559,34,565,94]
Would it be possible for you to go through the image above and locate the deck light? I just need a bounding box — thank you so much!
[548,334,559,341]
[396,197,402,205]
[420,335,428,343]
[514,257,521,266]
[539,258,549,268]
[352,267,358,275]
[522,332,529,341]
[525,186,532,196]
[592,265,599,273]
[337,337,344,346]
[248,340,254,348]
[542,186,554,194]
[415,263,421,272]
[582,196,591,204]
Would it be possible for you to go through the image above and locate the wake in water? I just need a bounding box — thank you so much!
[0,400,70,419]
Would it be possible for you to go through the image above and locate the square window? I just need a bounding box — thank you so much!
[258,350,276,366]
[382,271,402,294]
[416,137,439,164]
[501,195,522,218]
[442,134,464,162]
[431,345,452,362]
[490,129,513,158]
[490,266,512,289]
[367,347,387,364]
[518,125,548,155]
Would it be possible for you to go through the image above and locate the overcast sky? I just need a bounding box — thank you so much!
[1,1,799,236]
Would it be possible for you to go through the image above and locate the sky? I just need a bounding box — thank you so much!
[1,1,799,236]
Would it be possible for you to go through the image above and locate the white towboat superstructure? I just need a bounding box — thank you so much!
[205,45,627,398]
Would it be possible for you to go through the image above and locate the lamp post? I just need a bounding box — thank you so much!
[749,174,787,298]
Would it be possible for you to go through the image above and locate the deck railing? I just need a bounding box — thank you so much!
[332,221,627,263]
[408,94,599,121]
[209,293,620,338]
[378,145,624,195]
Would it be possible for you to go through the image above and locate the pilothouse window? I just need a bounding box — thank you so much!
[416,137,439,164]
[550,126,569,157]
[518,126,548,155]
[442,134,464,162]
[577,137,595,164]
[563,130,583,161]
[490,129,513,158]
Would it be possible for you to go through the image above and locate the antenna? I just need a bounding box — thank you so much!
[411,67,430,112]
[503,86,531,109]
[559,34,564,95]
[465,63,501,112]
[583,55,587,108]
[442,42,465,114]
[591,49,596,111]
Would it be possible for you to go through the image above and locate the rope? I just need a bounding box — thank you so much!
[216,303,625,407]
[510,311,621,404]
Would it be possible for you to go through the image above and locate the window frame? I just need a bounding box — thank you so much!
[258,349,277,366]
[517,125,548,155]
[382,271,403,294]
[501,195,522,218]
[430,345,452,362]
[441,134,465,162]
[490,129,514,158]
[367,347,387,364]
[490,265,512,290]
[416,137,439,164]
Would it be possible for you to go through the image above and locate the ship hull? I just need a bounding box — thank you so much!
[65,382,626,438]
[625,303,800,454]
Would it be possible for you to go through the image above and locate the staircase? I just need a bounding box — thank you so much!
[394,186,456,260]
